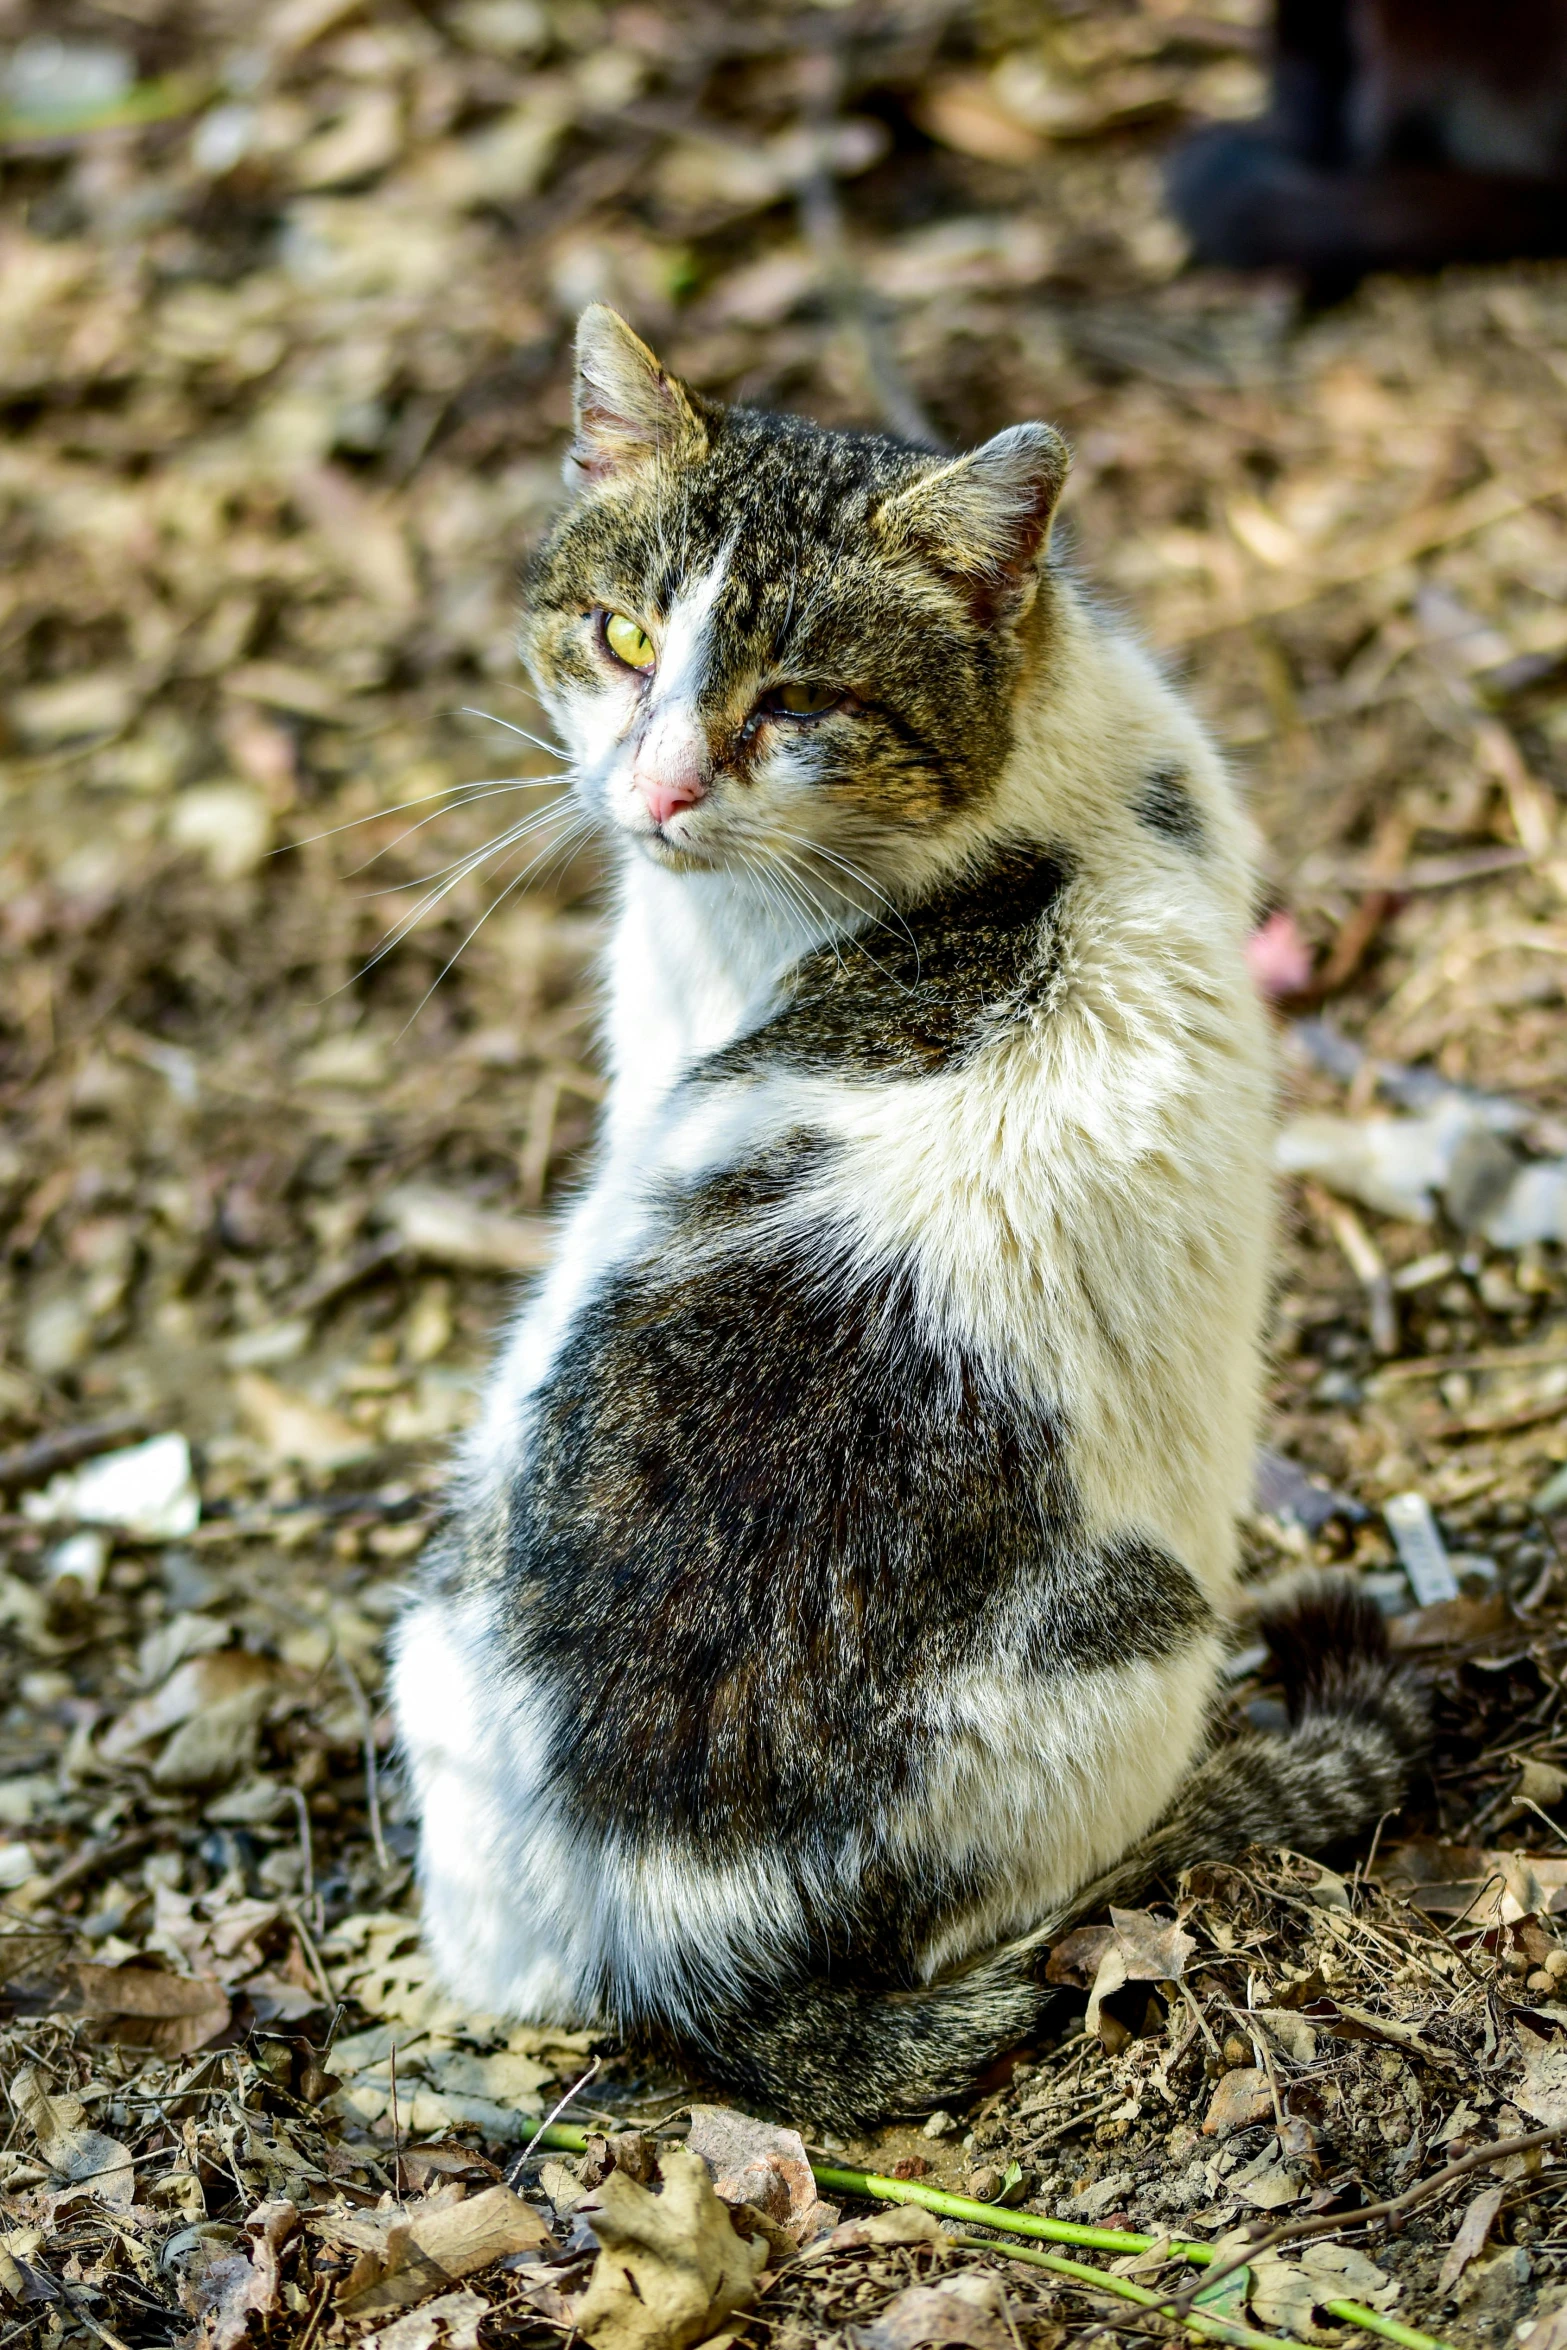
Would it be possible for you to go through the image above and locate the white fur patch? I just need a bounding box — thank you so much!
[651,544,731,708]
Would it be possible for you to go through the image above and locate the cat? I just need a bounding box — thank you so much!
[389,306,1426,2128]
[1169,0,1567,295]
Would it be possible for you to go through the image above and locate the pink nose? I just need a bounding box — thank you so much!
[638,771,706,828]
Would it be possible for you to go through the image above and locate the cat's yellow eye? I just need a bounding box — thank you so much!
[772,681,840,717]
[603,611,656,672]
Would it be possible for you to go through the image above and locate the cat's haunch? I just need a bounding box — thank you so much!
[389,309,1425,2127]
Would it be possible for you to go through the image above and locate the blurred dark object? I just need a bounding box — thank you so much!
[1169,0,1567,295]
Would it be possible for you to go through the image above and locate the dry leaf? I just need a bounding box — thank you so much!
[100,1649,276,1761]
[233,1372,376,1468]
[1250,2244,1397,2341]
[854,2273,1013,2350]
[912,74,1044,166]
[339,2185,550,2315]
[1044,1923,1116,1988]
[686,2105,837,2244]
[12,2065,135,2210]
[1438,2185,1503,2295]
[1515,2027,1567,2126]
[1107,1908,1197,1981]
[377,1184,552,1273]
[362,2288,490,2350]
[1299,2244,1400,2308]
[812,2206,946,2258]
[77,1958,232,2055]
[185,2200,299,2350]
[153,1683,277,1787]
[571,2145,768,2350]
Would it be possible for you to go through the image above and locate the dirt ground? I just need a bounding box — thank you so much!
[7,0,1567,2344]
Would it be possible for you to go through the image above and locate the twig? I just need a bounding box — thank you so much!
[294,2276,332,2350]
[0,1419,149,1492]
[1303,1183,1397,1356]
[333,1651,390,1875]
[285,1786,319,1931]
[52,2276,132,2350]
[1023,2092,1126,2151]
[505,2056,603,2185]
[795,41,938,447]
[27,1827,158,1906]
[389,2038,403,2202]
[1150,2125,1567,2324]
[283,1900,335,2011]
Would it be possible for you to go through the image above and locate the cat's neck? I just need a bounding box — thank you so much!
[598,855,833,1146]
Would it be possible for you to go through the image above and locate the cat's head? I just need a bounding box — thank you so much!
[520,306,1069,894]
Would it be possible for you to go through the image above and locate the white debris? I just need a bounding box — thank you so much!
[1277,1102,1567,1249]
[1483,1163,1567,1249]
[3,38,132,120]
[24,1433,200,1541]
[1385,1492,1459,1607]
[0,1843,38,1890]
[45,1529,109,1594]
[1274,1102,1481,1222]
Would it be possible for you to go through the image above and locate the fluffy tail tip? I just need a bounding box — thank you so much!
[1254,1569,1429,1764]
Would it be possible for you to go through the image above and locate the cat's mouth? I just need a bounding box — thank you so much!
[635,823,717,871]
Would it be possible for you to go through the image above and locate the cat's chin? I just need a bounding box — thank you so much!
[628,831,718,874]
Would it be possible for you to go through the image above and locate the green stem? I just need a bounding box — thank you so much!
[1320,2304,1453,2350]
[524,2126,1460,2350]
[0,73,207,141]
[950,2237,1294,2350]
[812,2162,1210,2262]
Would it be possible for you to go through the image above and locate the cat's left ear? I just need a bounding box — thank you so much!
[874,423,1069,615]
[566,305,708,490]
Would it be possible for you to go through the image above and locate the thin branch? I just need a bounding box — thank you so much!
[334,1650,390,1877]
[794,39,938,448]
[1150,2125,1567,2324]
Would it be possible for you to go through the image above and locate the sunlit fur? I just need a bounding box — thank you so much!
[391,308,1425,2128]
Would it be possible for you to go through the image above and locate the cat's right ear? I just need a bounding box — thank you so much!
[565,305,708,490]
[873,423,1069,619]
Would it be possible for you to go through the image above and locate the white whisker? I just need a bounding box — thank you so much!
[349,807,576,983]
[459,707,571,761]
[769,828,921,957]
[770,842,917,995]
[349,797,572,892]
[392,814,597,1034]
[287,773,567,857]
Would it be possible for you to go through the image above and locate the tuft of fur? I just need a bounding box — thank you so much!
[390,307,1418,2138]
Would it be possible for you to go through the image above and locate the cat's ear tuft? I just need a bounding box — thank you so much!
[566,305,707,489]
[875,423,1069,612]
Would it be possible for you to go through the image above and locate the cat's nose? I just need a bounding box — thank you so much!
[636,768,706,828]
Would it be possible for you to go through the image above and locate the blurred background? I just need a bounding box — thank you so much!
[6,0,1567,2289]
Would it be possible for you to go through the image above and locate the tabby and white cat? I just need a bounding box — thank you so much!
[390,307,1424,2125]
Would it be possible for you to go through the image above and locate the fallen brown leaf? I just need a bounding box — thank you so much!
[852,2273,1013,2350]
[1438,2184,1504,2295]
[77,1957,232,2055]
[687,2104,838,2245]
[571,2145,768,2350]
[339,2184,552,2315]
